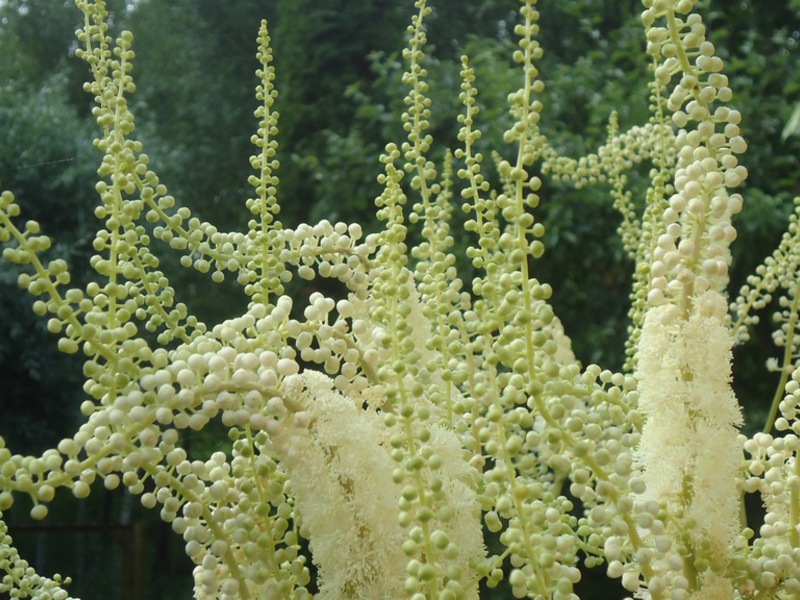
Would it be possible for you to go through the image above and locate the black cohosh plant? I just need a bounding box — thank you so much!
[2,0,800,598]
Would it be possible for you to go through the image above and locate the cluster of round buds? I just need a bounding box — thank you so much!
[157,444,308,600]
[0,514,73,600]
[409,160,476,430]
[1,291,339,596]
[366,21,490,576]
[731,198,800,344]
[601,495,699,599]
[281,220,374,294]
[738,534,800,597]
[641,5,747,311]
[777,369,800,429]
[0,194,116,359]
[505,0,543,145]
[0,276,400,598]
[462,178,503,300]
[0,212,57,273]
[247,19,280,223]
[542,122,668,189]
[740,431,800,594]
[401,0,436,193]
[742,432,800,499]
[490,0,544,302]
[283,291,389,400]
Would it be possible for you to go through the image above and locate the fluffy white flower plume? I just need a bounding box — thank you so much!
[635,292,743,594]
[270,371,483,599]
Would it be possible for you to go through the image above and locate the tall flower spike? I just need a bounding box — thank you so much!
[401,0,437,195]
[371,4,486,596]
[411,150,473,428]
[732,198,800,432]
[633,4,746,598]
[76,18,204,413]
[641,5,746,315]
[242,19,284,306]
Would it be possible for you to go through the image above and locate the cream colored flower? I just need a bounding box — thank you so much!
[271,371,483,599]
[636,292,742,592]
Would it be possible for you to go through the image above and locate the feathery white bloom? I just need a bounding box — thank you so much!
[270,371,483,599]
[635,292,742,591]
